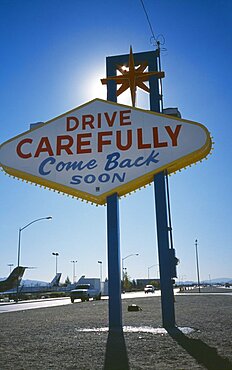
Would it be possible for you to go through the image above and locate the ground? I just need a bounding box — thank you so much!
[0,294,232,369]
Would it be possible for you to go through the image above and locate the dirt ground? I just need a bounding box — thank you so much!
[0,294,232,370]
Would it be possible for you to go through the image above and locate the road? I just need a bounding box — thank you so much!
[1,287,231,313]
[0,296,71,313]
[0,291,160,313]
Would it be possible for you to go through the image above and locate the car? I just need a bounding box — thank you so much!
[70,283,101,303]
[144,284,155,294]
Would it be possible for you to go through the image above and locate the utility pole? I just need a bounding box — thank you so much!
[195,239,201,293]
[71,260,77,284]
[52,252,59,275]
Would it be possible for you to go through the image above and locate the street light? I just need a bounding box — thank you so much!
[70,260,77,283]
[98,261,103,282]
[122,253,139,288]
[123,267,127,275]
[122,253,139,273]
[52,252,59,275]
[8,264,14,273]
[147,264,159,279]
[16,216,52,302]
[195,239,201,293]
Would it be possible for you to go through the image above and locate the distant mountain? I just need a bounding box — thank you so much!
[176,278,232,285]
[202,278,232,284]
[0,275,51,286]
[0,278,49,286]
[21,279,49,286]
[176,280,194,286]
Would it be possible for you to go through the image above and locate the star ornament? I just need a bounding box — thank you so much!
[101,46,165,107]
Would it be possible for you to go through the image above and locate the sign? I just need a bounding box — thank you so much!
[0,98,212,205]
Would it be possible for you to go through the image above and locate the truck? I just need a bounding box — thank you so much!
[70,283,101,303]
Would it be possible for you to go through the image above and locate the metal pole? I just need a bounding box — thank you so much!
[16,216,52,303]
[195,239,201,293]
[16,228,22,302]
[122,258,125,287]
[107,193,122,331]
[71,260,77,283]
[154,172,175,328]
[165,171,174,249]
[122,254,139,291]
[52,252,59,275]
[150,51,176,328]
[98,261,102,282]
[74,261,77,282]
[17,228,21,268]
[105,55,122,331]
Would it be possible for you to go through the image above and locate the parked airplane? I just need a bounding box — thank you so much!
[0,270,103,302]
[18,272,62,294]
[0,266,26,292]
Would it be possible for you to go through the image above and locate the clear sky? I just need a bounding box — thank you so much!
[0,0,231,283]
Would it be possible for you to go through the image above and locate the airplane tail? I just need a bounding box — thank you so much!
[0,266,26,292]
[6,266,26,286]
[50,273,62,287]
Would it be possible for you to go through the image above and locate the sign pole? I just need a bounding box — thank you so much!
[153,172,176,328]
[106,56,122,331]
[107,193,122,330]
[104,48,176,329]
[149,50,176,328]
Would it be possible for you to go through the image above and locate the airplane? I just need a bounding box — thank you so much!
[18,272,62,294]
[0,270,101,301]
[0,268,63,296]
[0,266,26,292]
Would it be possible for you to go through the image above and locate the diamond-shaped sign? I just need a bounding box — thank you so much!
[0,99,212,205]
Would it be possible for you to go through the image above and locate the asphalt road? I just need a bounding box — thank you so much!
[0,291,160,313]
[1,286,231,314]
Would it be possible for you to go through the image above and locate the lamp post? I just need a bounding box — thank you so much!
[208,274,213,290]
[98,260,103,282]
[70,260,77,283]
[16,216,52,302]
[195,239,201,293]
[122,253,139,277]
[148,264,159,279]
[122,253,139,289]
[52,252,59,275]
[123,267,127,276]
[8,264,14,273]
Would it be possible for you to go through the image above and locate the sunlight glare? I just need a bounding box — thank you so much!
[86,70,106,101]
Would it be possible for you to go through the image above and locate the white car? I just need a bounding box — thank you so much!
[144,284,155,294]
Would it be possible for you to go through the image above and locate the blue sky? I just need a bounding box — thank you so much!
[0,0,231,283]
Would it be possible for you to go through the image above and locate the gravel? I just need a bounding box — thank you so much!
[0,294,232,370]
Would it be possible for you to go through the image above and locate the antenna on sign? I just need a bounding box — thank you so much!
[139,0,166,112]
[140,0,158,45]
[139,0,167,51]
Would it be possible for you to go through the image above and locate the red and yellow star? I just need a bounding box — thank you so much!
[101,46,164,107]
